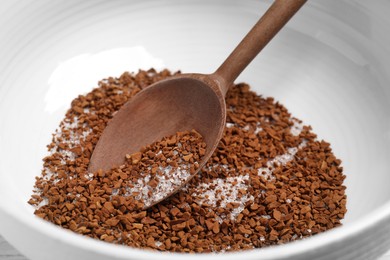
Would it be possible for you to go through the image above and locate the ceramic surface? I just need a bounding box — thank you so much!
[1,0,390,259]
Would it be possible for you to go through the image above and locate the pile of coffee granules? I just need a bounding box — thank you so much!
[28,69,347,253]
[117,129,206,209]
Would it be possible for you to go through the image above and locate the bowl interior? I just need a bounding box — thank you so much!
[1,0,390,258]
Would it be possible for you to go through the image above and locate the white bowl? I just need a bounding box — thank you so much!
[1,0,390,259]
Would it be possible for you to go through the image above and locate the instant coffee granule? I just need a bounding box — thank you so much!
[28,69,347,253]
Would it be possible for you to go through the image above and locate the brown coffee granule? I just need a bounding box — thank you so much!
[114,130,206,209]
[28,69,347,253]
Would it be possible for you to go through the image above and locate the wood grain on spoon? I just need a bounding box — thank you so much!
[89,0,307,208]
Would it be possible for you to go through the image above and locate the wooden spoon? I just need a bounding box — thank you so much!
[89,0,307,207]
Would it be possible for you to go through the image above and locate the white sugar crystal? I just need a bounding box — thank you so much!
[61,150,76,161]
[43,169,54,181]
[257,140,307,180]
[290,118,304,136]
[48,116,93,166]
[254,123,263,134]
[226,122,235,128]
[126,157,192,207]
[86,172,94,180]
[258,167,274,181]
[37,198,49,208]
[192,172,253,221]
[63,117,79,130]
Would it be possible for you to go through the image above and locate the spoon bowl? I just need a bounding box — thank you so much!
[89,73,226,175]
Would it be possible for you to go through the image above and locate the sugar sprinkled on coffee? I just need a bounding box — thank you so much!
[29,69,347,253]
[117,130,205,208]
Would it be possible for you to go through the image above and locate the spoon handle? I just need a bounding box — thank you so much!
[214,0,307,94]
